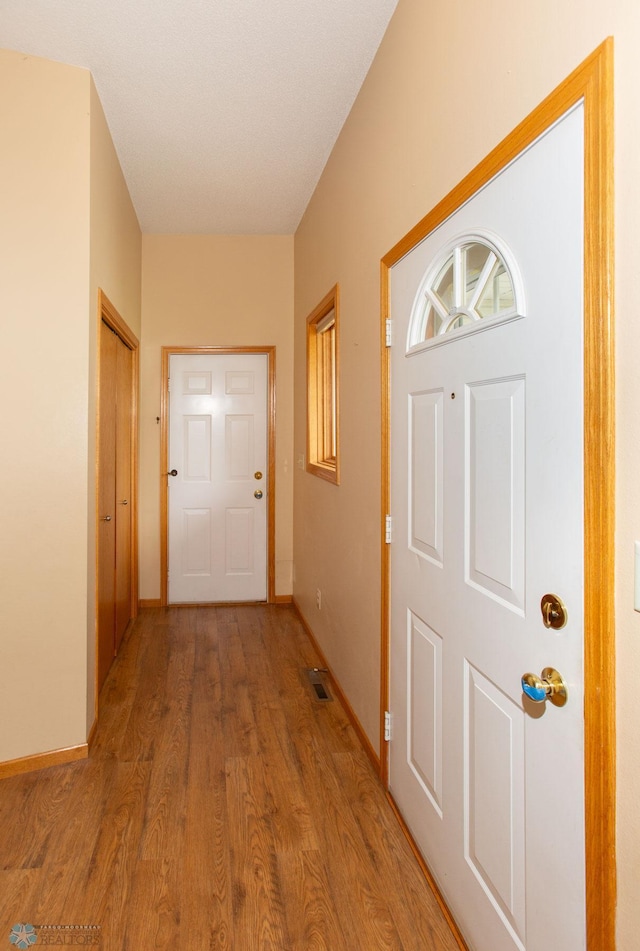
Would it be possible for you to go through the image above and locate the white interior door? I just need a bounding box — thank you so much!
[168,352,268,603]
[388,105,585,951]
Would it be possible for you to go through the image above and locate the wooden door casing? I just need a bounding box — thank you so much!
[115,340,133,651]
[97,321,118,691]
[160,346,276,607]
[379,40,615,951]
[96,292,139,702]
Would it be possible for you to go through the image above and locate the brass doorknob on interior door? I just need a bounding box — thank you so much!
[254,471,263,480]
[521,667,568,707]
[254,489,263,499]
[167,469,178,477]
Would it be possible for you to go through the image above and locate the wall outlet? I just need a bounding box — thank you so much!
[316,588,321,610]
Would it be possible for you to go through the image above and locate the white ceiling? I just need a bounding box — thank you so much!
[1,0,399,233]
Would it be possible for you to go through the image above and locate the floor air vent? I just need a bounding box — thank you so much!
[305,667,333,702]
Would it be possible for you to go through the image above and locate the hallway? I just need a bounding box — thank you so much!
[0,605,460,950]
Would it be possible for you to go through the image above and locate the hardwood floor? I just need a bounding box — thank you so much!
[0,605,460,950]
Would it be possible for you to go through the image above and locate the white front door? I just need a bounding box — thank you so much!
[168,352,268,603]
[389,105,585,951]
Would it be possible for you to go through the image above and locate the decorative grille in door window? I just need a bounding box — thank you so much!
[407,232,525,352]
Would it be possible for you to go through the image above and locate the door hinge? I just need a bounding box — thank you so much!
[384,710,392,742]
[385,514,392,544]
[385,318,393,347]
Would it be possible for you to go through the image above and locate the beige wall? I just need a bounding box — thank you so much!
[139,235,294,600]
[90,80,142,339]
[0,49,141,759]
[293,0,640,946]
[0,51,91,760]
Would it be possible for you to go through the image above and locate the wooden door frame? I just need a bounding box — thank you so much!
[380,40,615,950]
[160,346,277,606]
[95,290,139,717]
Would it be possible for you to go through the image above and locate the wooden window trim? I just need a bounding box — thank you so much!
[306,285,340,484]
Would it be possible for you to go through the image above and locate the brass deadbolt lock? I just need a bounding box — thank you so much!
[540,593,568,630]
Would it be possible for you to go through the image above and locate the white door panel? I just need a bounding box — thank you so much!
[466,376,525,611]
[168,352,268,602]
[407,611,443,813]
[464,661,526,938]
[409,389,444,563]
[389,105,585,951]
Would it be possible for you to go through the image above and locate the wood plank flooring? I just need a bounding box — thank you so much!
[0,605,460,950]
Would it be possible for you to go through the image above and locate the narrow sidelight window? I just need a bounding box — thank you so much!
[306,285,339,484]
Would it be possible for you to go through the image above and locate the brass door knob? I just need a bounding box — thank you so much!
[521,667,568,707]
[167,469,178,477]
[254,471,263,480]
[254,489,263,499]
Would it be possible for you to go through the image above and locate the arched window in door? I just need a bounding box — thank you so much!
[407,231,525,351]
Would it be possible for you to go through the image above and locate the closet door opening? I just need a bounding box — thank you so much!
[96,293,138,698]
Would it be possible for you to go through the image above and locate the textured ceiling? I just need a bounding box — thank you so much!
[1,0,399,233]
